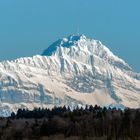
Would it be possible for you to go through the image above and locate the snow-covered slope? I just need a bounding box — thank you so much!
[0,34,140,116]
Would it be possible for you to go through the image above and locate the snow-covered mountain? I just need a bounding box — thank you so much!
[0,34,140,116]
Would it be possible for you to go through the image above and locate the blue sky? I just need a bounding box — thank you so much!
[0,0,140,71]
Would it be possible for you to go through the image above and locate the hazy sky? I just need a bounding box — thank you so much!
[0,0,140,71]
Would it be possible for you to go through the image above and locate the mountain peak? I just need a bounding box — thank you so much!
[42,34,113,57]
[42,34,131,71]
[42,34,87,56]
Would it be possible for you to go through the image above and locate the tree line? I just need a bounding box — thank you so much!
[0,105,139,140]
[8,105,140,139]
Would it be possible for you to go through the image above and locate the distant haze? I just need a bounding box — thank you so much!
[0,0,140,72]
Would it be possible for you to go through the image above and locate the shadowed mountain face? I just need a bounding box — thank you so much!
[0,34,140,116]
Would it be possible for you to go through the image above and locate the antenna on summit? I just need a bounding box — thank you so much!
[76,26,80,35]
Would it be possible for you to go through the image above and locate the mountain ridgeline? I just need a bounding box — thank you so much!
[0,34,140,116]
